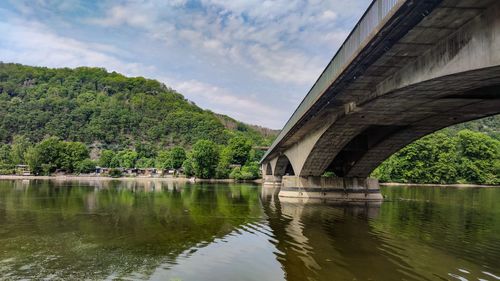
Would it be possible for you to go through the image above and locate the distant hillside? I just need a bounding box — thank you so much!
[0,63,276,149]
[214,113,279,139]
[443,115,499,140]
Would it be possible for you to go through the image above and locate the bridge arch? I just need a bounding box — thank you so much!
[265,163,273,176]
[298,78,500,178]
[273,154,296,177]
[259,0,500,200]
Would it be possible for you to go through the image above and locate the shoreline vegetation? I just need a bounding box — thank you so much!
[0,174,263,184]
[380,182,499,188]
[0,64,274,183]
[0,64,498,186]
[0,175,498,188]
[0,135,266,182]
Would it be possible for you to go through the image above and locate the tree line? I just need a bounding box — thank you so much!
[372,129,499,185]
[0,63,498,184]
[0,63,274,150]
[0,135,263,180]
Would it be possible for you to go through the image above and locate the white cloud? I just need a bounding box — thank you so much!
[86,0,370,86]
[88,5,152,27]
[0,11,287,127]
[0,16,155,77]
[172,79,286,128]
[0,0,372,128]
[319,10,338,21]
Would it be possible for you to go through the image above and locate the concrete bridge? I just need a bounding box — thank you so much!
[260,0,500,201]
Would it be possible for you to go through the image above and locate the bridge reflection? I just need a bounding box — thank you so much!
[260,187,432,281]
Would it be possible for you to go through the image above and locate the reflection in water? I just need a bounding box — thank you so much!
[261,188,410,281]
[261,186,500,281]
[0,180,262,280]
[0,180,499,280]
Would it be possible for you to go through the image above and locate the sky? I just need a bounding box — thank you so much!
[0,0,371,129]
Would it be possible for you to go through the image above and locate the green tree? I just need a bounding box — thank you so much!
[136,158,155,168]
[135,142,157,159]
[24,146,42,175]
[10,135,30,165]
[170,146,186,169]
[190,140,219,178]
[60,142,89,172]
[373,129,499,185]
[227,136,252,165]
[36,137,63,174]
[229,166,242,180]
[241,161,260,179]
[156,150,172,169]
[216,146,232,179]
[182,157,194,177]
[456,130,499,184]
[99,150,115,167]
[75,159,96,174]
[114,150,138,168]
[230,162,260,180]
[373,133,458,184]
[0,144,12,164]
[248,148,265,162]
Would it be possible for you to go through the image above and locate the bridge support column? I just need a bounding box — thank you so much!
[263,175,282,187]
[279,176,382,201]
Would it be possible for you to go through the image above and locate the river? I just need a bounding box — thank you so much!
[0,179,499,280]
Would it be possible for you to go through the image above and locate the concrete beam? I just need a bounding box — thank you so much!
[262,175,282,188]
[375,1,500,98]
[279,176,383,202]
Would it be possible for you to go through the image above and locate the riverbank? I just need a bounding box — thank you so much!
[0,175,262,184]
[0,175,495,187]
[381,182,499,188]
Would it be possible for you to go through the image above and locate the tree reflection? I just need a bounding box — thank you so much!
[0,180,261,279]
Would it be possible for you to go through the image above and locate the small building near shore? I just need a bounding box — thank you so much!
[15,165,30,176]
[95,167,111,175]
[137,168,158,177]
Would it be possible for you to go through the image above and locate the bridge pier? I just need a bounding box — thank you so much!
[263,175,282,187]
[279,176,383,201]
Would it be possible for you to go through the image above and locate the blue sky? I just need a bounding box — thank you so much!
[0,0,370,129]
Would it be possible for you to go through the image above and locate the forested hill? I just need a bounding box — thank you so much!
[373,115,499,185]
[442,115,499,140]
[0,63,276,149]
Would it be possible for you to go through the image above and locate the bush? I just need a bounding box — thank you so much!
[322,171,336,178]
[241,161,260,179]
[182,157,194,177]
[75,159,96,174]
[108,168,123,178]
[0,163,14,175]
[229,163,260,181]
[0,168,15,175]
[229,167,242,180]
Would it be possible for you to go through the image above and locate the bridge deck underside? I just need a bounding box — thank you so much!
[304,68,500,177]
[264,0,500,178]
[266,0,494,156]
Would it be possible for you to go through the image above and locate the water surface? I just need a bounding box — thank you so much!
[0,179,499,280]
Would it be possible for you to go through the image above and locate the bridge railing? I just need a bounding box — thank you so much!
[262,0,404,162]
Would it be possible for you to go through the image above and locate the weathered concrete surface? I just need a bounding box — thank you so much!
[279,176,383,201]
[262,0,500,189]
[262,175,282,187]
